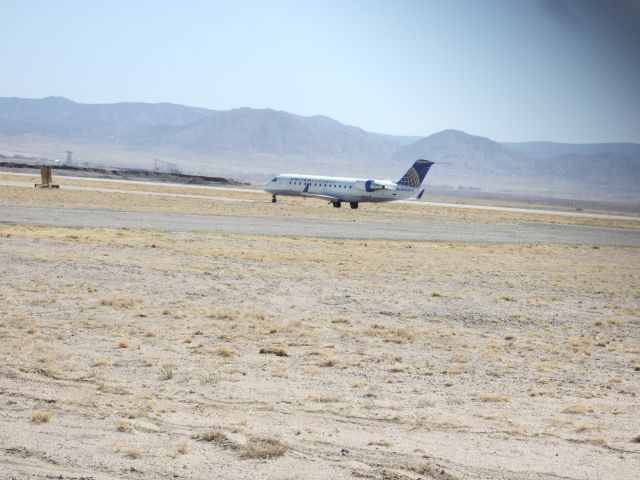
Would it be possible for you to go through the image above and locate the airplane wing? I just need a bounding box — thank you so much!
[300,183,340,201]
[301,192,341,201]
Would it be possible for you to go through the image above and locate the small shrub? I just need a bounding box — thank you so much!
[242,437,288,459]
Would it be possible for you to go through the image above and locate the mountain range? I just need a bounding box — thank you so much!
[0,96,638,197]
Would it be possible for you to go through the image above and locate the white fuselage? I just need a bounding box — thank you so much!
[263,174,419,203]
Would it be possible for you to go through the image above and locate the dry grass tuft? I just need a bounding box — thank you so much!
[632,433,640,443]
[217,345,235,357]
[585,435,607,446]
[368,439,392,447]
[331,317,350,324]
[123,446,144,459]
[193,429,237,449]
[480,394,510,403]
[144,328,157,337]
[242,437,288,459]
[97,382,127,395]
[160,365,174,380]
[210,308,240,321]
[307,393,340,403]
[117,339,130,349]
[27,326,41,336]
[403,462,457,479]
[362,324,418,343]
[31,411,53,424]
[176,442,189,455]
[562,403,594,414]
[259,346,289,357]
[389,363,408,373]
[575,423,594,432]
[92,358,110,367]
[100,297,137,309]
[117,421,134,433]
[320,357,338,367]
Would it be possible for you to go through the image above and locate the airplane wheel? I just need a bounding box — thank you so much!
[349,202,359,209]
[272,195,277,203]
[332,201,341,208]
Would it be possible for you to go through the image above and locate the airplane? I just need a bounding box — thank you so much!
[263,159,433,209]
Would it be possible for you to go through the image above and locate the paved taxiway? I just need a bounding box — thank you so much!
[2,205,639,246]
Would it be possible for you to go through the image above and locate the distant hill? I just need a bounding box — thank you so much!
[0,96,211,135]
[394,129,529,174]
[0,96,638,196]
[394,130,640,191]
[502,141,640,159]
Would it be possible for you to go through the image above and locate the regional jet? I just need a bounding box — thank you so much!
[263,159,433,209]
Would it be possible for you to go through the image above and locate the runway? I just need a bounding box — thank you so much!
[2,205,639,246]
[1,172,638,222]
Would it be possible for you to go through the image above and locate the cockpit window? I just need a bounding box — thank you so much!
[271,177,278,182]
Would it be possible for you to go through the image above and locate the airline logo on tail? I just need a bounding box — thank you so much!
[398,159,434,188]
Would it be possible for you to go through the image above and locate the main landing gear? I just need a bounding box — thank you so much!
[331,201,358,209]
[272,194,277,203]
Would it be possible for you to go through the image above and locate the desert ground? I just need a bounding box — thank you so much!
[0,173,639,479]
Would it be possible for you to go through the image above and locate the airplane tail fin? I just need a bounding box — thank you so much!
[397,159,434,188]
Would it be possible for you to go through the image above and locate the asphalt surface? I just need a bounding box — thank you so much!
[1,205,639,246]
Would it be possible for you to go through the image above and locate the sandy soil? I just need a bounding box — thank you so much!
[0,179,639,479]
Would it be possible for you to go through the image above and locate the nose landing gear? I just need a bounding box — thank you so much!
[272,194,277,203]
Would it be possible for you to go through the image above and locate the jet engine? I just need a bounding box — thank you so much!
[355,180,386,192]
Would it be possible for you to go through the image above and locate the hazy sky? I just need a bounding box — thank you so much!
[2,0,639,142]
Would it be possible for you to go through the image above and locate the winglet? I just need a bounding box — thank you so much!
[416,189,425,200]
